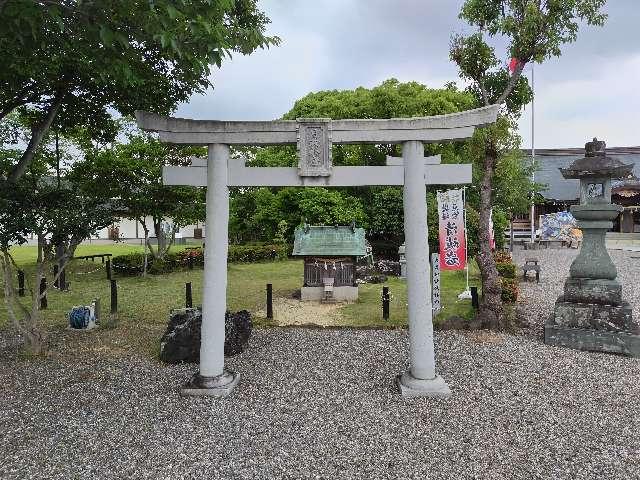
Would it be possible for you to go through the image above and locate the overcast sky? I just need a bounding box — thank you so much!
[175,0,640,149]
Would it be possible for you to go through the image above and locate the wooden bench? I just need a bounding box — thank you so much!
[522,258,540,283]
[74,253,113,263]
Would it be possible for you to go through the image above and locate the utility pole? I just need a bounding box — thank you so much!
[530,63,536,243]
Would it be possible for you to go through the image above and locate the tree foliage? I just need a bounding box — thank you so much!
[0,0,279,182]
[72,126,206,260]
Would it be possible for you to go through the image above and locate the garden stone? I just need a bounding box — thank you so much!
[159,308,252,364]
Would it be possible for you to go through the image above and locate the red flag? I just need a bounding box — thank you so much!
[508,57,520,74]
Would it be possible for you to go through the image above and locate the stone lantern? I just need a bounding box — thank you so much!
[545,138,639,356]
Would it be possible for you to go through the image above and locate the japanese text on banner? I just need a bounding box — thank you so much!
[437,189,467,270]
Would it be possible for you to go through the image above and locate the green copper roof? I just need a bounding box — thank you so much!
[292,225,367,257]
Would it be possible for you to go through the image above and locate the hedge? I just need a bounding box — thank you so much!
[111,244,289,276]
[496,262,517,279]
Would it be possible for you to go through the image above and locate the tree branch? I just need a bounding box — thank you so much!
[494,60,526,106]
[7,88,67,183]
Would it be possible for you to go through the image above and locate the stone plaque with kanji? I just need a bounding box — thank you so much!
[297,118,332,177]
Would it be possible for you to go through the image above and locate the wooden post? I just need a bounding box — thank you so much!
[185,282,193,308]
[470,286,479,309]
[106,259,112,280]
[39,277,47,309]
[17,270,25,297]
[53,264,59,288]
[266,283,273,319]
[110,280,117,314]
[382,286,390,320]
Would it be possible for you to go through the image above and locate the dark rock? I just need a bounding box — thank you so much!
[291,289,301,300]
[159,307,252,364]
[225,310,252,357]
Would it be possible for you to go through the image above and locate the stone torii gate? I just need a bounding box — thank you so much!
[135,105,498,398]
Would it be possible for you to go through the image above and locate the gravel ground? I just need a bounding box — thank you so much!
[1,248,639,480]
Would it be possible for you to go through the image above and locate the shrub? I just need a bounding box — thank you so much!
[493,251,512,264]
[500,277,519,302]
[112,244,289,276]
[111,253,148,275]
[227,244,289,263]
[496,262,517,279]
[177,248,204,267]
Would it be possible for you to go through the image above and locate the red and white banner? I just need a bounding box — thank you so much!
[437,189,466,270]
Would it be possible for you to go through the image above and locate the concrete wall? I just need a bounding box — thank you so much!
[94,217,205,240]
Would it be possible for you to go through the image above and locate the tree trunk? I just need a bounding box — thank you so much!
[7,89,66,183]
[475,138,503,329]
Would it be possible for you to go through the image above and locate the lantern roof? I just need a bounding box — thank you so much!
[560,138,634,180]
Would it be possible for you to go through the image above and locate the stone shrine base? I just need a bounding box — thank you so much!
[301,286,358,302]
[180,371,240,398]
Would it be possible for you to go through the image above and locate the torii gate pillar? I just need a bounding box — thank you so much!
[182,144,240,396]
[398,141,449,397]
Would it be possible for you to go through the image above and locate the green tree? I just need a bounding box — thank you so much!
[0,154,117,355]
[72,127,206,264]
[0,0,279,182]
[450,0,606,328]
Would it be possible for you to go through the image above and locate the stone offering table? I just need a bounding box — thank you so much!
[545,139,640,356]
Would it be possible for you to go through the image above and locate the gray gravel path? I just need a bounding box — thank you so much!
[1,248,639,480]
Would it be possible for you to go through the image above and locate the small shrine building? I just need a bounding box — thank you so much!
[292,224,366,302]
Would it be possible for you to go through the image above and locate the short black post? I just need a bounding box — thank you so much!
[94,298,101,324]
[266,283,273,319]
[110,280,117,314]
[382,286,390,320]
[106,259,112,280]
[39,277,47,309]
[53,264,59,288]
[470,286,479,309]
[185,282,193,308]
[17,270,25,297]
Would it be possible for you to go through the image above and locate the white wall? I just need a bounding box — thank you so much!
[95,217,205,239]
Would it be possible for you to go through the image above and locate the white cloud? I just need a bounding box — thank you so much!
[518,54,640,148]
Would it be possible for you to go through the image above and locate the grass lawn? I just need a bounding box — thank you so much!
[341,262,480,328]
[1,244,478,357]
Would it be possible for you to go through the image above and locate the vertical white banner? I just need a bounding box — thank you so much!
[431,252,441,315]
[437,189,467,270]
